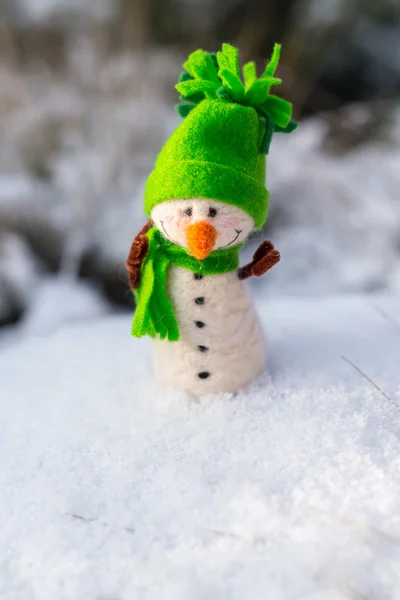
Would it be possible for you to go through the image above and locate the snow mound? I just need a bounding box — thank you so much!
[20,274,111,336]
[0,295,399,599]
[263,118,400,295]
[0,232,39,325]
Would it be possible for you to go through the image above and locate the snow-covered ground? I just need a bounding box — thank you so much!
[1,294,399,599]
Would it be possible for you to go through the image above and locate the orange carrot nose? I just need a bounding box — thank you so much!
[186,221,217,260]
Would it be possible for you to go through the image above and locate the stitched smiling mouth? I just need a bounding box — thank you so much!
[161,221,242,249]
[223,229,242,248]
[160,220,171,239]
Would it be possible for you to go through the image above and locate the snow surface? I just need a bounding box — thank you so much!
[1,295,400,599]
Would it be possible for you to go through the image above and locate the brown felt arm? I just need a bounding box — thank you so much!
[126,220,152,290]
[238,240,280,280]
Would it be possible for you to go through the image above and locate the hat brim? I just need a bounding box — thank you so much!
[144,160,268,230]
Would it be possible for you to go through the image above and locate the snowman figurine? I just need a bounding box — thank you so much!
[127,43,296,396]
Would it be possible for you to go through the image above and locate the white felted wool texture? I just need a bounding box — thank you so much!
[153,266,266,395]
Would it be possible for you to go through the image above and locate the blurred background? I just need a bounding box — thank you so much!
[1,0,400,343]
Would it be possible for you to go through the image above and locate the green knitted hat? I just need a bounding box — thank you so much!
[144,43,296,230]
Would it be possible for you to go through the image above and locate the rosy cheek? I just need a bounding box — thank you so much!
[224,217,242,229]
[163,215,174,223]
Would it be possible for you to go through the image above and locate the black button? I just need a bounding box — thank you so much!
[198,345,208,352]
[195,297,205,305]
[198,371,210,379]
[194,273,203,280]
[195,321,205,328]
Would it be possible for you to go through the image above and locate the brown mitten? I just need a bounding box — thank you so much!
[126,221,152,290]
[238,240,280,280]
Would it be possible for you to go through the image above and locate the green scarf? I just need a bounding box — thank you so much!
[131,227,241,342]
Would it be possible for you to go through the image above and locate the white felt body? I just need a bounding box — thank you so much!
[153,265,266,396]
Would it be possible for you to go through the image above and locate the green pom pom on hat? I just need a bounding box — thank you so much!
[144,42,296,230]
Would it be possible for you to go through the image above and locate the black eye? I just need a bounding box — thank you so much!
[208,207,217,218]
[184,207,192,216]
